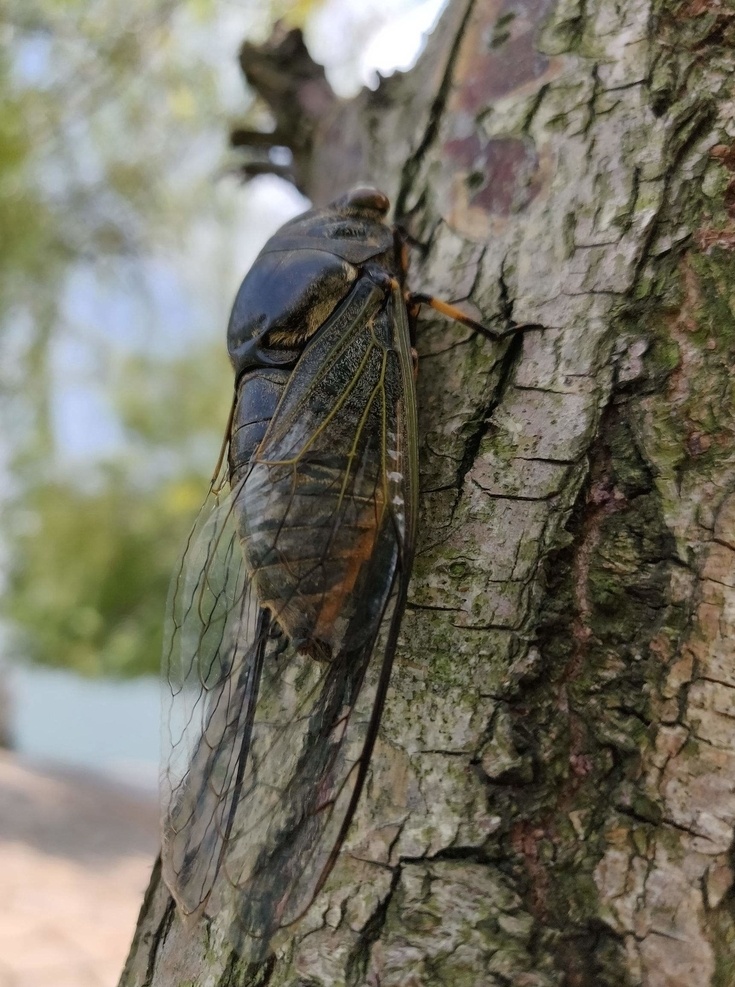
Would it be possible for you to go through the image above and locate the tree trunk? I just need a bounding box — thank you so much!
[120,1,735,984]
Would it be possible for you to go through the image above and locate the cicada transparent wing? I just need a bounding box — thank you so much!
[161,475,267,918]
[161,275,418,961]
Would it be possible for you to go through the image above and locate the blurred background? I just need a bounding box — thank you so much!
[0,0,445,984]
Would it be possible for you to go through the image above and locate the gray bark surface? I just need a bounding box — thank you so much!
[120,1,735,984]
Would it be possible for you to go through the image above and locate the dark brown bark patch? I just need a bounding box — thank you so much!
[491,400,679,986]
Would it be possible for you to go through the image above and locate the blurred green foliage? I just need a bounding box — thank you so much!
[7,469,206,677]
[0,0,273,678]
[4,341,234,677]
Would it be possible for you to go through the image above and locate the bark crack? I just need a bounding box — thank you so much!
[451,329,528,517]
[344,865,403,987]
[395,0,477,217]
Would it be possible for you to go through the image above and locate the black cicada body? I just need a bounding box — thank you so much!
[161,188,501,961]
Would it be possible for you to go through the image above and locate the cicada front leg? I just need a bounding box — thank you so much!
[407,291,542,342]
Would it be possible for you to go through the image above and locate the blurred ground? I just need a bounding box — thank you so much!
[0,751,158,987]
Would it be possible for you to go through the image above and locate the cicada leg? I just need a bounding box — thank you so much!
[410,347,419,382]
[264,617,332,662]
[392,227,541,341]
[407,292,541,342]
[267,618,291,658]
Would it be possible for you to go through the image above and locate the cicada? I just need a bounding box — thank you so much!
[161,187,514,961]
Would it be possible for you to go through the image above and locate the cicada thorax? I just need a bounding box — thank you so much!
[226,189,405,661]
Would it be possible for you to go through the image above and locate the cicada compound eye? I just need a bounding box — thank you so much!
[344,187,390,215]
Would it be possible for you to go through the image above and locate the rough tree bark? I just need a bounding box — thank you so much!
[120,1,735,984]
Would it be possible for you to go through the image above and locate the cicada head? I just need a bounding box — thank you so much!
[281,187,392,260]
[227,188,400,378]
